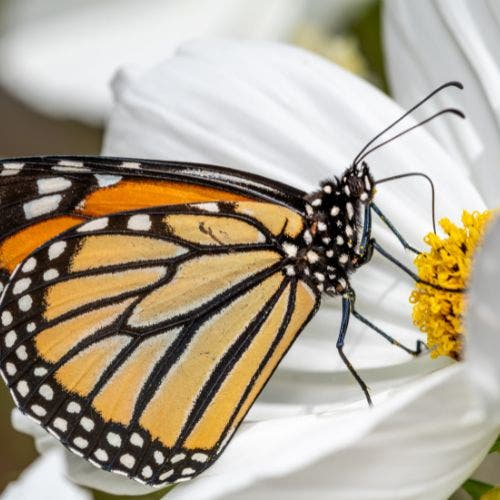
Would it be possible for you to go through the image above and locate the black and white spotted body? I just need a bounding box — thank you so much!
[292,163,375,294]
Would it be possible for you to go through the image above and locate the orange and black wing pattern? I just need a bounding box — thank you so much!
[0,157,319,486]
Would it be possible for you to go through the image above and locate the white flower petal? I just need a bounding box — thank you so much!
[466,214,500,422]
[2,448,90,500]
[384,0,500,206]
[0,0,316,124]
[104,39,485,368]
[168,365,498,500]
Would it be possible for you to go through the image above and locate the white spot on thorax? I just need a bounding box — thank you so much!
[330,206,340,216]
[346,202,354,220]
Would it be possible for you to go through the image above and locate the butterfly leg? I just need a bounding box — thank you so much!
[337,292,372,406]
[352,308,427,356]
[370,202,420,254]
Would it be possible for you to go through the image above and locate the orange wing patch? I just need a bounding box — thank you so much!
[79,179,253,217]
[0,216,84,273]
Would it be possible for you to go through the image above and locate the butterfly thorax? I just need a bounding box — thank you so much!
[286,164,375,295]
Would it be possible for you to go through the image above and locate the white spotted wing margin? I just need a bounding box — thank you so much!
[0,202,320,487]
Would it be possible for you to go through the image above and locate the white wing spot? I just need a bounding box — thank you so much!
[16,380,29,397]
[22,257,37,273]
[77,217,109,233]
[13,278,31,295]
[159,470,173,481]
[18,295,33,312]
[142,466,153,478]
[154,450,165,464]
[130,433,144,447]
[26,322,36,332]
[34,367,48,377]
[5,330,17,348]
[283,242,298,257]
[107,432,121,447]
[127,214,152,231]
[191,452,208,463]
[16,345,28,361]
[1,311,12,326]
[195,202,219,213]
[1,162,24,176]
[339,254,349,264]
[330,206,340,216]
[120,454,135,469]
[5,362,16,376]
[48,241,67,260]
[39,384,54,400]
[171,453,186,464]
[95,174,122,187]
[94,449,108,462]
[336,235,344,245]
[120,161,141,169]
[67,401,81,414]
[73,437,89,449]
[80,417,94,432]
[53,418,68,432]
[43,269,59,281]
[31,405,47,417]
[182,467,196,476]
[37,177,72,195]
[23,195,62,220]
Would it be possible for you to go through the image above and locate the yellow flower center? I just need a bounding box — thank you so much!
[410,210,493,360]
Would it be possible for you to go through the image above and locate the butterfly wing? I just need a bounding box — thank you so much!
[0,170,319,486]
[0,156,305,283]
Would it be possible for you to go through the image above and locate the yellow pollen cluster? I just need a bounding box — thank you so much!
[410,210,492,360]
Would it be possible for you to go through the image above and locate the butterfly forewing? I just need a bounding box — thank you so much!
[0,188,319,486]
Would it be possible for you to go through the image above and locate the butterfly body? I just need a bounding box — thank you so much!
[0,156,374,486]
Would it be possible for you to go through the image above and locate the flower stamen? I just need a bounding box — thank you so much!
[410,210,492,360]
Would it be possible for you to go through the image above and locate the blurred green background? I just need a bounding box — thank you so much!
[0,0,385,495]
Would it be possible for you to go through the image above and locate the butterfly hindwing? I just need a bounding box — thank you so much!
[0,201,319,486]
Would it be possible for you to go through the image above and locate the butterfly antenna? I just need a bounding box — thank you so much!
[376,171,437,234]
[355,108,465,166]
[352,81,463,167]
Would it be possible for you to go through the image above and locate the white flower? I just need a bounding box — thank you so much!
[10,36,500,499]
[0,0,362,125]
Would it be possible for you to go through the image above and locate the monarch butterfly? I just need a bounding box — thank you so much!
[0,82,463,487]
